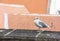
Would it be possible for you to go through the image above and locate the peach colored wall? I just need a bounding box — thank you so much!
[8,14,60,31]
[0,10,4,29]
[0,5,60,31]
[0,0,48,14]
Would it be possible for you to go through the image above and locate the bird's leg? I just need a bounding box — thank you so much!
[37,28,44,34]
[36,28,44,38]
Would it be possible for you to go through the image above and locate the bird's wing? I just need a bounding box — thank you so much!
[38,22,49,28]
[34,21,49,28]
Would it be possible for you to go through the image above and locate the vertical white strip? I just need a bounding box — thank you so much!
[46,0,51,14]
[4,12,9,29]
[50,0,57,14]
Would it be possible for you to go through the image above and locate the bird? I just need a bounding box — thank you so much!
[34,17,49,28]
[34,17,50,37]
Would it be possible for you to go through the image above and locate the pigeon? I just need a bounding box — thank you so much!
[34,17,49,28]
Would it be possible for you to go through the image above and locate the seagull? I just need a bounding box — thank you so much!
[34,17,49,28]
[34,17,50,37]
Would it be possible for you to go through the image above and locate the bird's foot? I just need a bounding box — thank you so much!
[37,30,44,33]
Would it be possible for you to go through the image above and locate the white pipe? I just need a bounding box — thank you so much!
[4,12,9,29]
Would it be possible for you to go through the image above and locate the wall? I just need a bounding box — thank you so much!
[8,14,60,31]
[0,10,4,29]
[0,0,48,14]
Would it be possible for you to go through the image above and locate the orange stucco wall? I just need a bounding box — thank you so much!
[8,14,60,31]
[0,4,60,31]
[0,0,48,14]
[0,10,4,29]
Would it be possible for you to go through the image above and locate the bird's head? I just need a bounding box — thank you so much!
[34,17,38,20]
